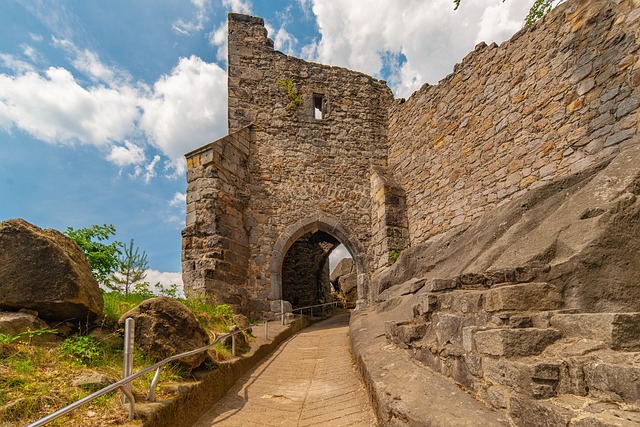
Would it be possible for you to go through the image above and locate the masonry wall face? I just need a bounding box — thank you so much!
[388,0,640,245]
[184,0,640,310]
[187,14,393,308]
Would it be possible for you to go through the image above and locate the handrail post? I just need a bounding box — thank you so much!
[280,300,285,325]
[232,334,236,357]
[122,317,135,411]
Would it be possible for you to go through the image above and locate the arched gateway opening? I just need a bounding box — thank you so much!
[269,215,368,308]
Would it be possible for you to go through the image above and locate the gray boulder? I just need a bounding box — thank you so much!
[119,297,210,370]
[0,219,103,321]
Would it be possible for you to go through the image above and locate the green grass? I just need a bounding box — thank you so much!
[0,291,242,426]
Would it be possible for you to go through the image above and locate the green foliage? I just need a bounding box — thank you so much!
[524,0,555,26]
[279,79,303,110]
[102,290,150,324]
[60,335,101,365]
[65,224,122,287]
[454,0,557,26]
[389,249,401,264]
[0,327,57,345]
[111,239,149,295]
[156,282,180,298]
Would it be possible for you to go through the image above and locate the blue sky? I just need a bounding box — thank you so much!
[0,0,530,289]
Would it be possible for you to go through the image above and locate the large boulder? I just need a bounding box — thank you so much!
[119,297,210,369]
[0,219,103,321]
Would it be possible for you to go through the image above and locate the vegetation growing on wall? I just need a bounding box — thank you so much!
[278,79,303,110]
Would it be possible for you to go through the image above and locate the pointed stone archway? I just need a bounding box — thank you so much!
[269,213,369,307]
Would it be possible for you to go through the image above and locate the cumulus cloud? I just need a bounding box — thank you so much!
[139,55,228,175]
[0,67,138,145]
[265,23,298,55]
[106,140,146,167]
[0,34,228,181]
[305,0,529,97]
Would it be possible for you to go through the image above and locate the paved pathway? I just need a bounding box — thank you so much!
[192,313,376,427]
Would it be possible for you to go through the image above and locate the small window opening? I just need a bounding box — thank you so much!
[313,94,324,119]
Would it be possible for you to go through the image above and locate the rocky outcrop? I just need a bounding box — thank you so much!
[119,297,210,370]
[366,143,640,425]
[0,218,103,321]
[330,258,357,304]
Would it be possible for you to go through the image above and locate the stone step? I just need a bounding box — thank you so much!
[473,327,562,357]
[484,282,562,312]
[550,312,640,350]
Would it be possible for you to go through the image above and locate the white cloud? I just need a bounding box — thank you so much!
[132,155,161,183]
[20,44,39,62]
[329,244,352,273]
[222,0,253,15]
[0,67,138,146]
[305,0,529,97]
[0,53,36,74]
[169,192,187,207]
[209,21,229,63]
[173,0,212,35]
[144,269,185,296]
[139,55,228,175]
[29,33,44,43]
[106,140,146,166]
[265,23,298,55]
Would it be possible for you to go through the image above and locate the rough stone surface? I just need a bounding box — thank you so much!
[0,311,48,337]
[551,313,640,350]
[71,372,116,391]
[0,218,103,321]
[484,283,562,312]
[177,1,640,425]
[118,297,210,370]
[184,0,640,316]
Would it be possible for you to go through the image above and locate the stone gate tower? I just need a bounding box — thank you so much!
[182,14,406,312]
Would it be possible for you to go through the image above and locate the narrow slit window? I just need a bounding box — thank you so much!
[313,94,324,119]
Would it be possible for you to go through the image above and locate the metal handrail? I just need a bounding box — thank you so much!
[284,300,343,324]
[26,318,270,427]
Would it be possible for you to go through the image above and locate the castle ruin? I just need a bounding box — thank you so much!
[182,0,640,315]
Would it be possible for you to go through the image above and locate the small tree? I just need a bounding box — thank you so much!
[65,224,122,287]
[111,239,148,295]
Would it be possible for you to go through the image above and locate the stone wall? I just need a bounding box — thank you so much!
[184,0,640,311]
[227,14,392,305]
[388,0,640,245]
[184,14,393,309]
[182,127,252,306]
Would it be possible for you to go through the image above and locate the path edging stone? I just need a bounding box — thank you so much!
[128,317,311,427]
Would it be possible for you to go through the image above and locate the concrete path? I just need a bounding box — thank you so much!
[191,313,376,427]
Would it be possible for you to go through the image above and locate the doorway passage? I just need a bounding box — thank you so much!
[281,230,343,308]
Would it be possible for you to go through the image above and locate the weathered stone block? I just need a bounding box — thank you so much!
[484,283,562,312]
[413,294,438,317]
[474,328,562,356]
[508,396,574,427]
[426,278,458,292]
[385,321,427,348]
[550,313,640,350]
[583,362,640,403]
